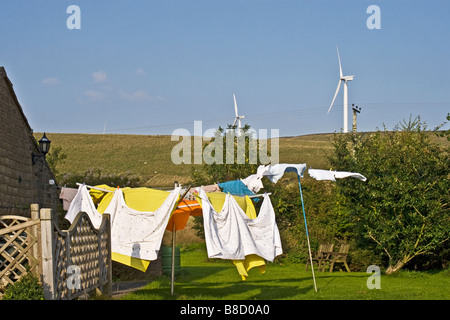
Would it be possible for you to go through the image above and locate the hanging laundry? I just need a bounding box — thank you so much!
[334,171,367,181]
[59,187,78,211]
[200,188,282,263]
[260,163,307,183]
[307,168,336,181]
[200,184,221,193]
[308,168,367,182]
[94,185,189,272]
[240,165,267,193]
[64,185,104,229]
[65,185,179,272]
[241,174,264,193]
[104,187,181,262]
[232,196,266,280]
[218,180,256,198]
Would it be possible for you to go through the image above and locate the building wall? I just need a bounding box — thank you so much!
[0,67,58,217]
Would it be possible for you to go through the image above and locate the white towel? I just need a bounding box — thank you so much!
[64,185,103,229]
[308,168,367,182]
[104,187,181,261]
[261,163,307,183]
[308,169,337,181]
[240,164,269,193]
[241,174,264,193]
[334,171,367,181]
[200,188,282,262]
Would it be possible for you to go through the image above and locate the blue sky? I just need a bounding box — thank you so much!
[1,0,449,137]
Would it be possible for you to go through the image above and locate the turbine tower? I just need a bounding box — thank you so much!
[327,46,355,133]
[232,93,245,131]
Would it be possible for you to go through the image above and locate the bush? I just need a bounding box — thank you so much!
[2,273,44,300]
[328,116,450,273]
[348,248,385,272]
[60,167,142,188]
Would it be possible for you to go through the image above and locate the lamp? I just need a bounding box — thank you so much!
[32,132,51,165]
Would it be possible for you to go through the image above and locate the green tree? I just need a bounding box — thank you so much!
[190,125,278,238]
[190,126,261,185]
[329,116,449,274]
[45,145,67,180]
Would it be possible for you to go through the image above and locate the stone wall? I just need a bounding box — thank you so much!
[0,67,59,217]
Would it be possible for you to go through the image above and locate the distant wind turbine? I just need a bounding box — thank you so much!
[232,93,245,131]
[327,46,355,133]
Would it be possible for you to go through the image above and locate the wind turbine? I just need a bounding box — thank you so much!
[327,46,355,133]
[232,93,245,131]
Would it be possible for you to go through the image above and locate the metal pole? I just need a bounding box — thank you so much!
[171,223,176,296]
[297,174,317,292]
[170,184,192,296]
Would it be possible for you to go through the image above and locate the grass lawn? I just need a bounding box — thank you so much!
[119,244,450,300]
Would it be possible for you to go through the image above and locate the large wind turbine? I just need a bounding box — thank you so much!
[327,47,355,133]
[232,93,245,130]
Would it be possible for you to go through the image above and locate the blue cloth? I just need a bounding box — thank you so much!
[218,180,259,202]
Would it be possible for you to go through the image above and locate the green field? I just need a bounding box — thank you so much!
[120,244,450,300]
[35,132,336,187]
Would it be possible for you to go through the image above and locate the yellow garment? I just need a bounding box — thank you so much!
[204,191,248,212]
[232,196,266,280]
[233,255,266,280]
[198,192,266,280]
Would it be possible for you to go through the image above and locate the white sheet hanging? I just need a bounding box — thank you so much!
[308,168,367,182]
[64,184,104,229]
[200,188,282,262]
[104,187,181,261]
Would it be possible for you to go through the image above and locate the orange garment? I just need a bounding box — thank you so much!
[166,199,202,231]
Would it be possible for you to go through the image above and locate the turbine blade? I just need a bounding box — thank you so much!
[233,118,237,126]
[336,46,343,78]
[233,94,238,117]
[328,80,342,113]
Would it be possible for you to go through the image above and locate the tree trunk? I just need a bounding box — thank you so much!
[385,260,406,274]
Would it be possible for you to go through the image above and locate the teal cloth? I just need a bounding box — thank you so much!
[218,180,259,202]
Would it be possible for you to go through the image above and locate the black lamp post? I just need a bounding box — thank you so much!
[32,132,51,164]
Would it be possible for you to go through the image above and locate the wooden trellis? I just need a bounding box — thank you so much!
[1,205,112,300]
[0,204,41,297]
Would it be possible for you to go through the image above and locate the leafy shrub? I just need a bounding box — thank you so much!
[348,248,385,272]
[2,273,44,300]
[60,167,142,188]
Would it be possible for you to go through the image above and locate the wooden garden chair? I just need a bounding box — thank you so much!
[329,244,351,272]
[306,243,334,272]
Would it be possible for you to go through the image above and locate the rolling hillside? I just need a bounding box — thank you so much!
[34,132,337,187]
